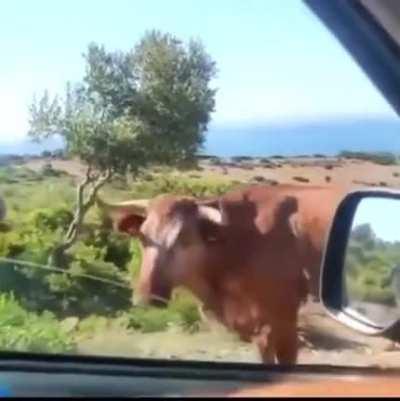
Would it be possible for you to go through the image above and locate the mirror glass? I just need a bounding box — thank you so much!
[343,197,400,329]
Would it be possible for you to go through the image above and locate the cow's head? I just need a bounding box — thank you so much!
[97,194,227,307]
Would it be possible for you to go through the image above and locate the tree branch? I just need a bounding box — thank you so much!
[83,168,112,212]
[65,168,112,244]
[65,165,94,240]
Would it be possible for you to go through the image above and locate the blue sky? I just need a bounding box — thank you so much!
[0,0,397,143]
[353,197,400,243]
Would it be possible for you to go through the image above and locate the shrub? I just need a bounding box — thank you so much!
[0,206,132,317]
[252,176,266,183]
[0,293,75,353]
[123,290,201,333]
[231,156,253,163]
[39,163,66,178]
[338,151,397,165]
[41,151,52,158]
[77,315,110,337]
[293,176,310,183]
[125,307,182,333]
[129,175,235,199]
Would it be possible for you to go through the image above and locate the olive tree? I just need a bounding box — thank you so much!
[28,30,217,265]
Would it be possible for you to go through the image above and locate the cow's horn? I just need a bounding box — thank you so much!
[96,197,149,217]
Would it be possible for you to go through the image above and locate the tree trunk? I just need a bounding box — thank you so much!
[48,167,112,267]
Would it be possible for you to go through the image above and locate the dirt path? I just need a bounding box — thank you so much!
[77,301,400,367]
[21,156,400,190]
[298,302,400,367]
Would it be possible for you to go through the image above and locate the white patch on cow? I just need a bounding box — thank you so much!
[198,205,223,225]
[161,218,183,249]
[141,212,160,242]
[288,213,301,238]
[141,211,183,250]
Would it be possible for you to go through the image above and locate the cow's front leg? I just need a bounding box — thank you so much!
[253,325,276,364]
[274,320,299,365]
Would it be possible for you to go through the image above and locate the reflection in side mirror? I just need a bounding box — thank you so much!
[343,197,400,329]
[321,189,400,339]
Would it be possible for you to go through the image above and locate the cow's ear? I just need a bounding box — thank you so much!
[96,196,148,236]
[116,213,145,236]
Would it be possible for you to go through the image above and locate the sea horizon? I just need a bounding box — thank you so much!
[1,117,400,158]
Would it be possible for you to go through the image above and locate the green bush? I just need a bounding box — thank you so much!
[0,293,75,353]
[77,315,110,337]
[345,232,400,306]
[123,290,201,333]
[0,206,132,317]
[0,166,44,184]
[129,174,235,199]
[338,151,397,165]
[39,163,67,178]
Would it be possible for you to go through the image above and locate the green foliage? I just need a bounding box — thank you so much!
[0,293,75,353]
[27,31,217,276]
[125,307,182,333]
[130,174,235,198]
[231,156,253,163]
[0,166,43,184]
[0,201,131,316]
[77,315,110,337]
[132,31,217,164]
[39,163,67,178]
[338,151,397,165]
[345,225,400,305]
[123,290,201,333]
[29,31,217,173]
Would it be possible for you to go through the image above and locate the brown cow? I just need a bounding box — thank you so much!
[97,184,348,365]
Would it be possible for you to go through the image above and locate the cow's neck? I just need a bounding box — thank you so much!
[183,270,263,337]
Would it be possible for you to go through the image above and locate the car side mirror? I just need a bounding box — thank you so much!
[321,188,400,341]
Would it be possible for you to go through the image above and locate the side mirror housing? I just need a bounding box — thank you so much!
[321,188,400,341]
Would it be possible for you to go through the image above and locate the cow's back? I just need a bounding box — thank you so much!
[221,183,348,245]
[218,184,350,299]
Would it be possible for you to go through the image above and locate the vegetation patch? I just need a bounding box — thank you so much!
[338,151,397,166]
[0,293,75,353]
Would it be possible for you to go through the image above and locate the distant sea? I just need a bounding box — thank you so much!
[1,118,400,158]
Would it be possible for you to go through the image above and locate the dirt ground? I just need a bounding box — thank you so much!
[23,156,400,367]
[78,303,400,367]
[24,156,400,189]
[77,301,400,367]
